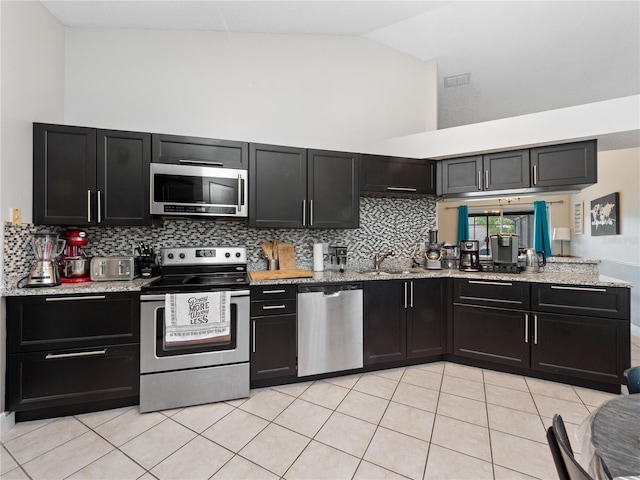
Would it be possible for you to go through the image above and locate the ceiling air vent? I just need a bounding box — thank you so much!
[444,73,471,87]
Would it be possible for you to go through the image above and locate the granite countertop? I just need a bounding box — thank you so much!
[2,258,631,297]
[249,268,632,288]
[2,277,157,297]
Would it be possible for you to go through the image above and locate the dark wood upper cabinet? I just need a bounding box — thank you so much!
[249,144,307,229]
[438,140,596,196]
[439,155,483,195]
[151,133,248,168]
[33,124,97,226]
[360,155,436,195]
[308,150,359,229]
[530,140,596,188]
[249,145,359,229]
[33,123,151,226]
[483,150,530,191]
[97,130,150,226]
[439,150,529,195]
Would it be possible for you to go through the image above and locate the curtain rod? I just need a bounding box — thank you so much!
[445,200,564,210]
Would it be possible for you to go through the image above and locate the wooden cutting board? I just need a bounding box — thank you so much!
[277,243,297,270]
[249,269,314,281]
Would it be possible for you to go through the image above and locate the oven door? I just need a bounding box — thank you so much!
[140,290,249,374]
[150,163,247,217]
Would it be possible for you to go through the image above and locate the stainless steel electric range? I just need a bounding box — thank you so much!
[139,246,250,413]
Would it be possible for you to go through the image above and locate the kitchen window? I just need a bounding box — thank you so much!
[468,210,534,256]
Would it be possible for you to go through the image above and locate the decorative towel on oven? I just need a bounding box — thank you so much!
[165,292,231,346]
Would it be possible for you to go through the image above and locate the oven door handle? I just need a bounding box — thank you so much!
[140,290,250,302]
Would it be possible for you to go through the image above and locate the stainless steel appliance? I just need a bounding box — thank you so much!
[459,240,481,272]
[523,248,546,273]
[139,246,250,412]
[490,233,520,264]
[151,163,248,218]
[425,229,443,270]
[297,283,363,377]
[90,256,136,281]
[328,245,348,272]
[26,231,66,287]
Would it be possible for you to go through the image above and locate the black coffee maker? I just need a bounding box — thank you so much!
[459,240,481,272]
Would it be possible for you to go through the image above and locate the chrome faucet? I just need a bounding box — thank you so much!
[373,251,394,271]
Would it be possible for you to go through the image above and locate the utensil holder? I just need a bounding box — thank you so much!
[268,259,279,270]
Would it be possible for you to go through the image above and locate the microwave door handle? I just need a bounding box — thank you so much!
[237,175,242,210]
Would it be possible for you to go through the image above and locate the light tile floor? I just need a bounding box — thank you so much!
[3,333,639,480]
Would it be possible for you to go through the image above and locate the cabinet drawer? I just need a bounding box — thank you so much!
[453,279,530,310]
[152,133,248,168]
[531,284,629,319]
[7,293,140,353]
[6,344,139,412]
[251,299,296,317]
[251,285,297,301]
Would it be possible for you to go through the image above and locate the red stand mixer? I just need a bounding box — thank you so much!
[59,229,91,283]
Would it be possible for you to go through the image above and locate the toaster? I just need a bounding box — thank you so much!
[90,256,136,281]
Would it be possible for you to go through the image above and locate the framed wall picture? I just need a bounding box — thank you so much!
[590,192,620,236]
[573,201,583,235]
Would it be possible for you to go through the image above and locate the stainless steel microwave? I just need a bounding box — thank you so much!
[150,163,248,218]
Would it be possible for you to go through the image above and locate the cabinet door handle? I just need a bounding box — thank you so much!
[87,190,92,223]
[431,164,434,191]
[386,186,417,192]
[550,285,607,293]
[261,289,286,294]
[524,313,529,343]
[477,171,482,190]
[97,190,102,223]
[237,175,242,210]
[302,200,306,226]
[533,165,538,185]
[309,199,313,226]
[46,295,106,302]
[410,281,414,308]
[252,320,256,353]
[485,170,489,190]
[469,280,513,287]
[403,282,408,309]
[534,314,538,345]
[263,304,286,310]
[45,349,107,359]
[179,159,224,167]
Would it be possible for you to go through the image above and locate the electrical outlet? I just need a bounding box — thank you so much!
[10,208,21,226]
[322,243,329,254]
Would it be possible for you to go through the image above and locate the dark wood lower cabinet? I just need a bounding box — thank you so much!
[5,293,140,420]
[530,312,629,384]
[7,345,139,413]
[364,279,446,366]
[250,285,297,384]
[250,315,297,381]
[453,305,530,368]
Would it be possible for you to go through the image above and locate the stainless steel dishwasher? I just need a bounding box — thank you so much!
[297,283,363,377]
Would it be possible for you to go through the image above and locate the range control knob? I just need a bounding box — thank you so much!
[225,252,231,258]
[179,253,186,259]
[235,252,241,258]
[167,253,174,259]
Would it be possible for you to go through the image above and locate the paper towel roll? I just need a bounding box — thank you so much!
[313,243,324,271]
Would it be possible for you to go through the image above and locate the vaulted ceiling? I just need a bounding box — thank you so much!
[40,1,640,134]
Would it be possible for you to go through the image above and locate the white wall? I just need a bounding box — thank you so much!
[1,0,65,226]
[0,0,65,424]
[570,147,640,326]
[63,28,438,152]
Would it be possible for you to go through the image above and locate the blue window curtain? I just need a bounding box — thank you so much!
[533,201,552,256]
[457,205,469,244]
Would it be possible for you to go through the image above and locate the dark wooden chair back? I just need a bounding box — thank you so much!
[549,414,593,480]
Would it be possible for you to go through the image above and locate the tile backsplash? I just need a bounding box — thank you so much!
[3,196,436,286]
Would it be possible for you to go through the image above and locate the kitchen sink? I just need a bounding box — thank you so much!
[358,269,411,276]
